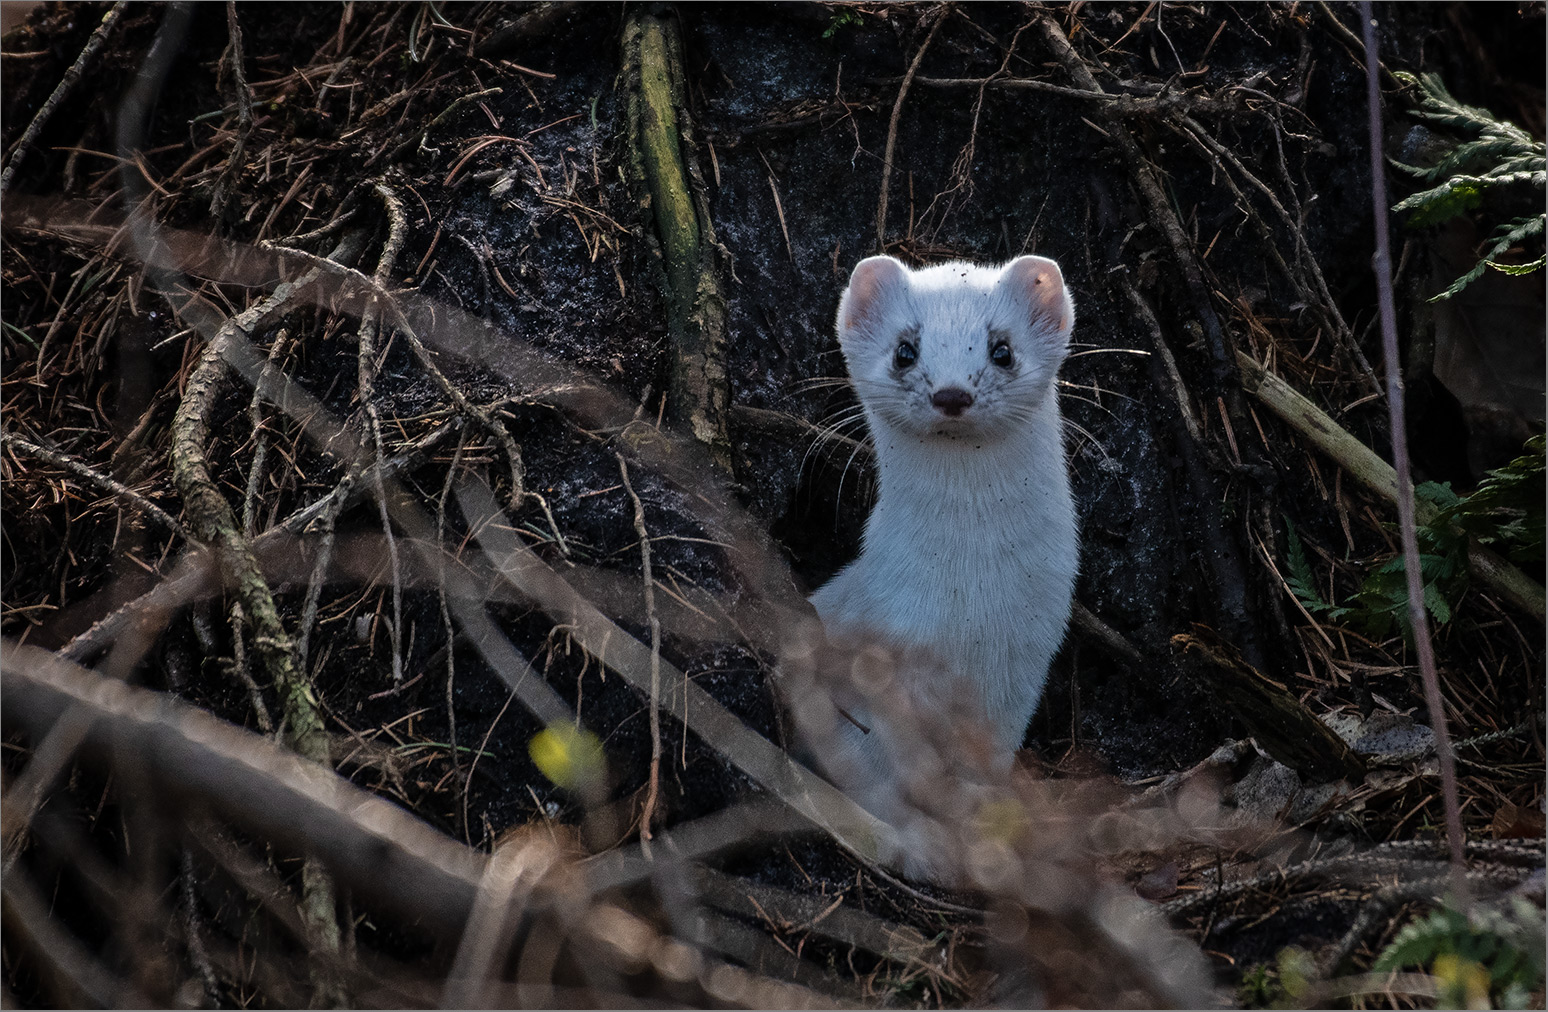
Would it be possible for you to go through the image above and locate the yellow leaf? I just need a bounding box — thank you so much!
[1433,953,1493,1010]
[530,722,606,793]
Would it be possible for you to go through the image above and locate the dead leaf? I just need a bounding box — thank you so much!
[1490,802,1547,839]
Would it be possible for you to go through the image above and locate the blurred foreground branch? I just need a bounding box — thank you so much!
[1,640,487,934]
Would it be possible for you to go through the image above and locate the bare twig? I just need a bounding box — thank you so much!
[457,478,897,865]
[618,453,663,847]
[438,431,470,834]
[1315,1,1402,89]
[443,835,562,1007]
[1358,1,1466,906]
[1176,115,1380,392]
[263,236,529,508]
[0,1,129,195]
[1033,13,1237,390]
[381,87,503,166]
[209,1,254,225]
[358,181,411,685]
[692,866,941,974]
[0,431,184,537]
[1,640,487,934]
[59,404,481,668]
[1118,277,1264,670]
[240,329,292,537]
[179,849,221,1005]
[225,598,274,733]
[876,9,945,249]
[0,866,151,1008]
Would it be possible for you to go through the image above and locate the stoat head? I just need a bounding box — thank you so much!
[835,255,1074,443]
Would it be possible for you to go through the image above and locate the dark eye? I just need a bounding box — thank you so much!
[990,341,1014,369]
[893,341,918,369]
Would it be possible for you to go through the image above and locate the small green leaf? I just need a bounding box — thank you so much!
[1485,255,1546,276]
[1423,581,1452,624]
[1416,481,1462,510]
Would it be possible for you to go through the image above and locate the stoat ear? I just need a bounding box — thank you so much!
[838,256,909,336]
[1003,255,1075,338]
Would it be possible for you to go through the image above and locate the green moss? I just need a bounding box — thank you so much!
[636,16,699,317]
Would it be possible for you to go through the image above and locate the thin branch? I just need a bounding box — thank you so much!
[0,868,151,1007]
[1,432,184,537]
[457,478,896,865]
[0,1,130,195]
[876,9,945,250]
[209,0,254,226]
[358,181,411,685]
[617,453,663,847]
[1359,0,1466,907]
[2,640,486,935]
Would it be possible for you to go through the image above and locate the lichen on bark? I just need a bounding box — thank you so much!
[622,10,733,474]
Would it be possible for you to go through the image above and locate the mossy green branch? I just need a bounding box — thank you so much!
[1237,351,1545,620]
[168,238,364,1004]
[171,282,332,769]
[635,17,699,305]
[623,10,732,473]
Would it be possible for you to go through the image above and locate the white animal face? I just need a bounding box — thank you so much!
[835,256,1075,443]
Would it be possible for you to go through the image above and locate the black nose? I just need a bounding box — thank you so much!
[930,387,974,416]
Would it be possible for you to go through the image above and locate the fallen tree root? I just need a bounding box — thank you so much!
[0,642,867,1009]
[167,234,364,1000]
[1,640,486,934]
[1172,626,1367,784]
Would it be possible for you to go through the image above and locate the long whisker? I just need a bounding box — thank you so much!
[835,434,877,529]
[801,411,869,474]
[1058,378,1139,407]
[1063,416,1113,462]
[812,404,867,431]
[1057,394,1118,420]
[786,376,856,397]
[1066,347,1150,359]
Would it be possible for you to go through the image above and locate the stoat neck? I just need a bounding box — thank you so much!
[867,406,1068,530]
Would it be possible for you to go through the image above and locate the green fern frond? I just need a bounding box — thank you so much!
[1398,72,1534,144]
[1373,899,1545,1010]
[1428,213,1546,301]
[1282,519,1352,620]
[1430,434,1546,562]
[1388,71,1546,300]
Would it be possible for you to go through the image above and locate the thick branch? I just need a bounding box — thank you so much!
[622,11,732,472]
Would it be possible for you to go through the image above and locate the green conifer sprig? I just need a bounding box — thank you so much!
[1387,72,1546,301]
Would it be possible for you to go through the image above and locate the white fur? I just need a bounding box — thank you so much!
[809,255,1080,795]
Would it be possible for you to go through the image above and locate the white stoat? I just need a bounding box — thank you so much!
[806,255,1080,810]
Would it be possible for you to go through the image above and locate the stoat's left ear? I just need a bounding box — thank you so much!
[1003,255,1075,338]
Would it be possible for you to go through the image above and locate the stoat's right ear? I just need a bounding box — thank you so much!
[838,256,909,336]
[1002,255,1074,337]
